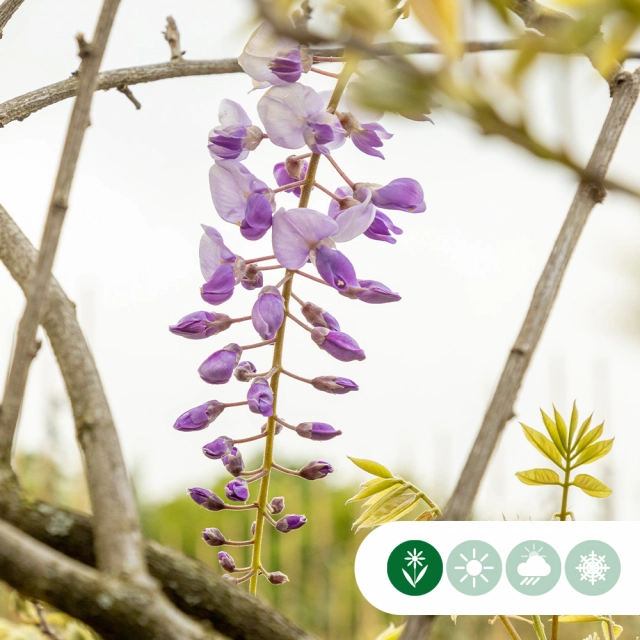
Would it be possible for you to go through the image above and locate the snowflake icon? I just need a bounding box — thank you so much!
[576,551,610,586]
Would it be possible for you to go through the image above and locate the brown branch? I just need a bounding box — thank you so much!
[116,84,141,109]
[0,518,220,640]
[32,600,63,640]
[401,66,640,640]
[163,16,184,61]
[0,0,25,38]
[0,483,314,640]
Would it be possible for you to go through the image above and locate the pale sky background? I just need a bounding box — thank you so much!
[1,0,639,522]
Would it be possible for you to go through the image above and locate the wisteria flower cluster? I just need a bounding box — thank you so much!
[169,20,426,593]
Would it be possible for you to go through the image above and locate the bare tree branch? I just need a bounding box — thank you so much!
[163,16,184,61]
[0,518,223,640]
[401,66,640,640]
[0,0,25,38]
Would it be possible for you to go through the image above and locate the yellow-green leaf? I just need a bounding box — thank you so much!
[352,485,409,529]
[572,474,612,498]
[360,477,385,488]
[573,438,614,467]
[347,478,403,503]
[569,401,579,446]
[356,492,420,531]
[520,424,564,467]
[574,422,603,454]
[410,0,461,59]
[363,483,402,507]
[601,621,623,639]
[451,615,457,623]
[348,456,394,479]
[572,413,593,450]
[516,468,561,486]
[375,623,406,640]
[553,405,568,449]
[415,509,437,521]
[558,615,609,623]
[540,409,566,456]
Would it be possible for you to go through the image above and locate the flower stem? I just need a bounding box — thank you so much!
[281,369,313,384]
[286,311,312,332]
[246,255,275,264]
[241,338,276,350]
[310,67,340,79]
[552,462,573,639]
[314,182,343,201]
[532,615,547,640]
[499,616,523,640]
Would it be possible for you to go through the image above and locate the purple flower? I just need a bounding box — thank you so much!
[225,477,250,502]
[311,376,359,394]
[364,210,403,244]
[208,99,264,161]
[247,377,274,417]
[241,264,264,290]
[257,83,346,154]
[299,460,333,481]
[251,286,284,340]
[173,400,225,432]
[338,111,393,159]
[202,528,226,546]
[201,264,237,306]
[218,551,236,572]
[234,360,257,382]
[353,280,401,304]
[188,488,225,511]
[198,344,243,384]
[270,496,285,514]
[314,246,359,293]
[240,193,273,241]
[222,447,245,476]
[209,159,273,224]
[356,178,426,213]
[169,311,232,339]
[199,225,238,281]
[327,187,376,243]
[238,22,311,87]
[301,302,340,331]
[275,514,307,533]
[202,436,234,459]
[272,208,338,269]
[274,157,308,197]
[311,328,366,362]
[295,422,343,441]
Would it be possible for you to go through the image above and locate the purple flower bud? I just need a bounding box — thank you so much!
[268,48,303,83]
[241,263,264,291]
[201,264,237,306]
[274,158,308,197]
[251,286,284,340]
[218,551,236,572]
[203,528,226,546]
[295,422,343,441]
[225,477,250,502]
[173,400,225,432]
[364,178,426,213]
[311,328,365,362]
[202,436,234,460]
[222,574,238,584]
[240,193,273,241]
[275,514,307,533]
[222,447,245,476]
[299,460,333,481]
[311,376,358,395]
[301,301,340,331]
[188,487,226,511]
[198,344,243,384]
[353,279,401,304]
[314,246,359,292]
[364,210,403,244]
[247,377,274,417]
[169,311,232,339]
[262,421,283,435]
[234,361,257,382]
[268,571,289,585]
[270,496,285,514]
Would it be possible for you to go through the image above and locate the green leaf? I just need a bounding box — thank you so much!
[415,509,437,521]
[363,483,401,507]
[540,409,566,457]
[360,477,385,488]
[553,405,568,450]
[375,624,406,640]
[568,401,579,447]
[516,468,561,486]
[520,423,564,467]
[352,485,408,530]
[572,413,593,451]
[348,456,393,479]
[601,621,623,639]
[558,615,609,623]
[572,474,612,498]
[355,492,420,531]
[347,478,403,503]
[573,438,614,468]
[574,422,603,455]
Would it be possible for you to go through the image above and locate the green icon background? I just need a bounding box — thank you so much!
[565,540,620,595]
[446,540,502,595]
[387,540,443,596]
[506,540,561,595]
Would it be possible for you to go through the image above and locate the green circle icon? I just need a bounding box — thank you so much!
[446,540,502,595]
[387,540,443,596]
[506,540,561,595]
[565,540,620,595]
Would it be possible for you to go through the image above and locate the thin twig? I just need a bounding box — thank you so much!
[0,0,25,38]
[32,600,62,640]
[163,16,183,61]
[499,616,523,640]
[401,67,640,640]
[117,84,141,109]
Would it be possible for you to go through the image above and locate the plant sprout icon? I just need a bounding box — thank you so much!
[402,548,428,588]
[453,547,495,589]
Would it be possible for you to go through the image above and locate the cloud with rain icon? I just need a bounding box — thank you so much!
[517,546,551,586]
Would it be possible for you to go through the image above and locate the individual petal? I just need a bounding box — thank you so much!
[240,193,273,241]
[203,436,234,459]
[354,279,401,304]
[199,225,236,280]
[314,246,359,292]
[351,122,393,159]
[295,422,343,441]
[272,208,338,269]
[173,400,225,432]
[311,328,366,362]
[251,286,284,340]
[364,210,403,244]
[368,178,426,213]
[218,98,252,128]
[198,344,243,384]
[302,111,346,154]
[247,377,274,417]
[329,188,376,243]
[201,264,237,306]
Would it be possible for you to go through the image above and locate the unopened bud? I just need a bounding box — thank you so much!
[202,528,226,546]
[311,376,358,395]
[295,422,342,441]
[268,571,289,585]
[270,496,285,514]
[299,460,333,481]
[301,302,340,331]
[275,514,307,533]
[234,360,257,382]
[188,487,226,512]
[218,551,236,572]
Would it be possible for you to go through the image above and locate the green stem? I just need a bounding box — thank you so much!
[248,59,358,595]
[499,616,523,640]
[532,615,547,640]
[551,464,572,638]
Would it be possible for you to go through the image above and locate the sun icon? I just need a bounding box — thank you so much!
[453,547,495,589]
